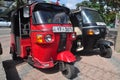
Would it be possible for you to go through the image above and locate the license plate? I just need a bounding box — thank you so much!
[52,26,73,33]
[96,22,106,25]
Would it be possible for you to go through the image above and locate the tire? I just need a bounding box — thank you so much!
[27,57,34,65]
[12,52,18,60]
[10,47,18,60]
[62,63,76,79]
[71,40,77,54]
[0,43,2,55]
[100,47,112,58]
[71,38,82,54]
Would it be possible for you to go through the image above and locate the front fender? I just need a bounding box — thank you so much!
[56,51,76,63]
[97,39,113,47]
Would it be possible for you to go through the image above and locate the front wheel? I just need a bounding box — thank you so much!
[10,47,18,60]
[61,63,76,79]
[11,52,18,60]
[71,39,82,54]
[0,43,2,55]
[100,47,112,58]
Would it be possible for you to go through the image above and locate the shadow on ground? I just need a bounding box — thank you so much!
[38,64,59,74]
[2,57,81,80]
[2,59,24,80]
[38,64,80,79]
[74,49,101,56]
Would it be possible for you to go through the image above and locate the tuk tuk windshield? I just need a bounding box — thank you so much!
[32,10,70,24]
[81,9,104,23]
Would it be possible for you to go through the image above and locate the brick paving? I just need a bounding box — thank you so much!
[0,61,6,80]
[0,35,120,80]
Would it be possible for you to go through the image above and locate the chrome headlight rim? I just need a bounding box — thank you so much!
[45,34,52,42]
[93,29,100,35]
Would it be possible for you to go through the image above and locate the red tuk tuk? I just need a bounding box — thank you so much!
[10,1,77,79]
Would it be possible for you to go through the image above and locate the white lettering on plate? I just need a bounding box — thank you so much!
[52,26,73,32]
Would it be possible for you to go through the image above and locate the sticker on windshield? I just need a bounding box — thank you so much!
[96,22,106,26]
[52,26,73,33]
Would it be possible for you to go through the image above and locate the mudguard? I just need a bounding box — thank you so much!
[97,39,113,47]
[57,51,76,63]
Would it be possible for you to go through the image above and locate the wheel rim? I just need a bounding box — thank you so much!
[62,69,69,76]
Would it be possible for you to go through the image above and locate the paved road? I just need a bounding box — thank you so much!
[0,28,10,36]
[0,28,120,80]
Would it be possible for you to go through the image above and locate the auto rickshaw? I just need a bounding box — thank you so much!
[70,7,113,58]
[10,1,77,79]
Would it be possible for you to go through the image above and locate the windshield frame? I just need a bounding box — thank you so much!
[32,10,71,25]
[81,9,104,24]
[32,3,71,25]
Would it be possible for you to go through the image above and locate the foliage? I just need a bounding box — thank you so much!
[75,0,120,27]
[103,12,116,25]
[76,1,91,8]
[76,1,100,10]
[0,0,4,6]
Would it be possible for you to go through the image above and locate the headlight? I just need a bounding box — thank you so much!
[87,29,100,35]
[45,34,52,42]
[94,29,100,35]
[36,34,54,44]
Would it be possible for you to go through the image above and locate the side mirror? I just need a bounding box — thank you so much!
[23,6,30,18]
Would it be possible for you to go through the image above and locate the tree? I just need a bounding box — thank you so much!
[75,0,120,26]
[0,0,4,6]
[76,1,91,9]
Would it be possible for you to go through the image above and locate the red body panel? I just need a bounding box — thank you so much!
[34,57,54,68]
[56,50,76,62]
[10,34,31,58]
[29,24,75,68]
[20,38,31,58]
